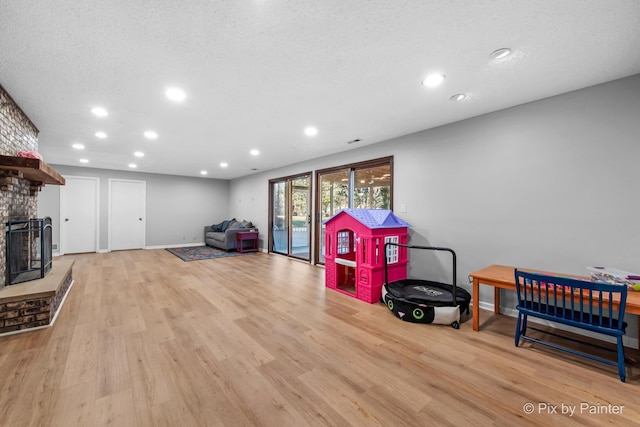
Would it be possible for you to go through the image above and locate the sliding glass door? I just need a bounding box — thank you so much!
[315,157,393,264]
[269,173,311,261]
[291,176,311,259]
[269,157,392,265]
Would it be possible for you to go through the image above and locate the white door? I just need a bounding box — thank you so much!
[61,176,99,254]
[109,179,146,251]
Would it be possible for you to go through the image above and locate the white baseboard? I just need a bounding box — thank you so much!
[475,299,639,349]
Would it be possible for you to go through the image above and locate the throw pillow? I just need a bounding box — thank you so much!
[226,220,240,230]
[212,218,236,232]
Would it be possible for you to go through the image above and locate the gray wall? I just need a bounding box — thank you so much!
[230,74,640,340]
[38,165,229,250]
[36,74,640,341]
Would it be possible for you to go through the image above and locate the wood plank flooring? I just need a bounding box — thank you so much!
[0,249,639,426]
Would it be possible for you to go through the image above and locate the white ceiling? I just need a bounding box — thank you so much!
[2,0,640,180]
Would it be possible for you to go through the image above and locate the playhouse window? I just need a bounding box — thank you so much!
[337,230,351,255]
[385,236,399,264]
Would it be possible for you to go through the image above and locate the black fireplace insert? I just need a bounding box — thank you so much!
[6,217,52,285]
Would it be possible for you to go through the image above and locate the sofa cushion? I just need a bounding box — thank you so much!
[206,231,226,242]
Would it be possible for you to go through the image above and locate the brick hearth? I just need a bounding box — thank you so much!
[0,258,74,335]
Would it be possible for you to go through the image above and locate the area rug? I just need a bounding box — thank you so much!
[166,246,253,262]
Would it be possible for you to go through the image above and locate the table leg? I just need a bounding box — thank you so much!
[473,278,480,331]
[494,287,501,315]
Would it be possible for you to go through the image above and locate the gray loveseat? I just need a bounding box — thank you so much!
[204,219,258,251]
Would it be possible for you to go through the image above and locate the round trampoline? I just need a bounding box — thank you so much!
[382,245,471,329]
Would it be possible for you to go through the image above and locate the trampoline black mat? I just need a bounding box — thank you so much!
[385,279,471,309]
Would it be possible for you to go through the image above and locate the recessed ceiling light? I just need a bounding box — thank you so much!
[250,149,260,156]
[79,158,89,163]
[94,131,107,139]
[165,87,186,102]
[304,126,318,137]
[490,48,512,60]
[200,170,208,175]
[450,94,466,101]
[220,162,228,168]
[72,143,85,150]
[144,130,158,140]
[91,107,108,117]
[421,73,446,87]
[134,151,144,157]
[128,163,137,168]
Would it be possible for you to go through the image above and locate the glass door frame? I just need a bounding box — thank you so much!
[314,156,394,265]
[268,172,313,261]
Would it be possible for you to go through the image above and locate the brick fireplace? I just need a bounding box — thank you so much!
[0,84,71,334]
[0,84,40,289]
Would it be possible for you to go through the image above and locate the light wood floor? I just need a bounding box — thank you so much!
[1,250,639,427]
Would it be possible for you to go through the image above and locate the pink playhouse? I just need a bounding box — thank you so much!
[324,208,411,303]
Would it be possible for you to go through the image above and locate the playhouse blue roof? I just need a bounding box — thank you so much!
[324,208,411,229]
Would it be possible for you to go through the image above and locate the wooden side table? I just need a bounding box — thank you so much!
[236,230,259,253]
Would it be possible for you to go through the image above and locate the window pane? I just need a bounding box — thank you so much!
[320,170,350,221]
[337,231,350,254]
[353,165,391,209]
[384,236,399,264]
[319,170,350,263]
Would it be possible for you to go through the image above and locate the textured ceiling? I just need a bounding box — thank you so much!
[1,0,640,179]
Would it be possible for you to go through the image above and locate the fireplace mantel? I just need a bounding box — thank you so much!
[0,155,65,186]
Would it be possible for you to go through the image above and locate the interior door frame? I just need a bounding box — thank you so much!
[108,178,147,251]
[59,175,100,255]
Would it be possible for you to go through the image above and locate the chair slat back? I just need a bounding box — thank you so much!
[515,269,627,330]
